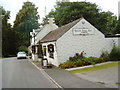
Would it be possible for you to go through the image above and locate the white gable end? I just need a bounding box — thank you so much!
[40,18,119,66]
[72,18,105,37]
[56,18,114,64]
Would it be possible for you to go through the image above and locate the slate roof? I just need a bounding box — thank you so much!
[41,18,82,43]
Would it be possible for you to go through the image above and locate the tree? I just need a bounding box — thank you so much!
[43,2,100,26]
[42,1,117,35]
[115,17,120,34]
[97,11,117,34]
[18,46,28,52]
[109,46,120,61]
[1,6,18,57]
[13,1,40,48]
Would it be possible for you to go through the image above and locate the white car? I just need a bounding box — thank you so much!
[17,52,27,59]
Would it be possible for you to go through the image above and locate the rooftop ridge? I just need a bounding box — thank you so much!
[41,18,82,43]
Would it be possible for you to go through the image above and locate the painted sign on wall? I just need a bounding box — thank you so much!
[73,28,94,35]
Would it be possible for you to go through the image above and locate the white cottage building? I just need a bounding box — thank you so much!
[29,18,58,61]
[41,18,119,66]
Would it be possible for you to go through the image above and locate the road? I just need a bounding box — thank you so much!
[75,64,119,88]
[0,59,2,90]
[2,57,57,88]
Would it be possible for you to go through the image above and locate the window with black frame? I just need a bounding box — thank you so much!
[47,44,54,59]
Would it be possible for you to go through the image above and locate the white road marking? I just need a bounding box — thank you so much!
[28,59,64,89]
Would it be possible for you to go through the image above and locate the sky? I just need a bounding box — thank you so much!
[0,0,120,25]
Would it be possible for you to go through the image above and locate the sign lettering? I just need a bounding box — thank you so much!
[73,28,94,35]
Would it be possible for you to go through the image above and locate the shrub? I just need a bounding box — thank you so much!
[79,51,86,58]
[82,57,98,65]
[59,64,66,69]
[75,53,83,59]
[97,57,105,63]
[100,51,109,61]
[59,50,113,69]
[69,57,77,61]
[109,46,120,61]
[76,62,83,67]
[59,62,74,69]
[69,51,86,61]
[75,53,79,57]
[18,46,28,52]
[28,52,31,56]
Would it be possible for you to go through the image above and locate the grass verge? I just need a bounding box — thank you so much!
[0,57,4,59]
[69,61,119,73]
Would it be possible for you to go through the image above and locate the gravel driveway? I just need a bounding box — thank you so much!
[74,65,119,88]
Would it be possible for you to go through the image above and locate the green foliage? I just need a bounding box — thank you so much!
[59,55,98,69]
[13,1,40,47]
[1,6,19,57]
[100,51,110,61]
[109,46,120,61]
[27,51,31,56]
[97,11,117,35]
[59,50,112,69]
[2,1,40,57]
[59,56,111,69]
[59,60,74,69]
[115,17,120,34]
[43,2,117,35]
[18,46,28,52]
[70,61,119,73]
[69,52,86,61]
[81,57,98,65]
[14,1,40,32]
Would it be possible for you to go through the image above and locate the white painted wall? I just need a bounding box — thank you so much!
[30,23,58,46]
[56,18,119,64]
[31,36,37,45]
[36,24,58,44]
[30,19,58,62]
[42,42,59,66]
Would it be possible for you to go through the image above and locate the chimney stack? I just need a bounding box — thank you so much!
[48,18,55,31]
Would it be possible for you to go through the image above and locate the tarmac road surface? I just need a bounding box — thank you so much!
[2,57,57,88]
[75,63,119,88]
